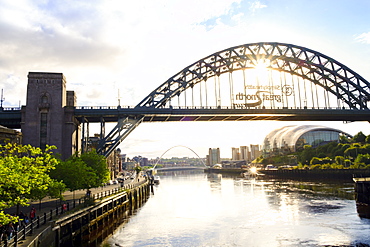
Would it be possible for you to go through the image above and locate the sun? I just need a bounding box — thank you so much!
[252,59,271,80]
[249,166,258,174]
[254,59,270,71]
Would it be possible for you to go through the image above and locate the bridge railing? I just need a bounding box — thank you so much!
[1,105,363,111]
[74,105,358,111]
[0,107,22,111]
[75,105,134,110]
[1,180,147,247]
[169,106,354,110]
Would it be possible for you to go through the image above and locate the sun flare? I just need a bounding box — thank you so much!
[252,59,271,79]
[249,166,258,174]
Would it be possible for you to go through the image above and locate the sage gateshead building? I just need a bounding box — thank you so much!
[262,125,352,157]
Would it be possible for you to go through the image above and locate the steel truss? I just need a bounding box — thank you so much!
[98,42,370,156]
[97,116,144,157]
[137,42,370,110]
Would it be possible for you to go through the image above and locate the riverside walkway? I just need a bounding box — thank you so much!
[3,174,147,247]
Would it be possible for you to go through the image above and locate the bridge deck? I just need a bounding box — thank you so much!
[1,106,370,128]
[73,107,370,123]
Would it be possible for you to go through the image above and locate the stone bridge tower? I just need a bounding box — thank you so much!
[21,72,80,159]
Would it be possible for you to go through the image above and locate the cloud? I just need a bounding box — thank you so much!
[1,0,370,159]
[249,1,267,13]
[355,32,370,44]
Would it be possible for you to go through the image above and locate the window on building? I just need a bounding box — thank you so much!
[41,95,48,104]
[40,113,47,149]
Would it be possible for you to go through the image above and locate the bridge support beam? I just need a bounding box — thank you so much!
[100,117,105,140]
[97,116,144,157]
[81,117,89,153]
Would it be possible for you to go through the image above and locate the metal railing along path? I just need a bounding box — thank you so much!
[1,179,147,247]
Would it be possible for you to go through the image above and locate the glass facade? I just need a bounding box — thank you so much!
[297,130,340,149]
[262,125,352,157]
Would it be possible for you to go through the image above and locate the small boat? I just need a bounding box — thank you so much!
[154,176,160,184]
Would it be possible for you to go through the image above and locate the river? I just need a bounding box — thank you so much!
[103,171,370,247]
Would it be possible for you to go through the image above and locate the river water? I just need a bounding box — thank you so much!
[104,171,370,247]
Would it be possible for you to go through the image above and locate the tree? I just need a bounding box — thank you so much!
[344,146,359,159]
[0,143,59,223]
[50,150,109,196]
[339,135,350,144]
[134,165,142,175]
[353,131,366,143]
[310,157,321,165]
[354,154,370,166]
[29,180,66,210]
[48,180,67,201]
[334,156,345,166]
[80,150,110,185]
[50,156,98,196]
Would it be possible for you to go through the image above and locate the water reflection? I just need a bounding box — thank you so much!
[104,171,370,247]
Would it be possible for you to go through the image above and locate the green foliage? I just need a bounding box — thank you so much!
[134,165,142,174]
[0,143,59,224]
[365,135,370,144]
[310,157,321,165]
[339,135,350,144]
[344,146,359,158]
[353,131,366,143]
[80,150,110,183]
[51,156,97,191]
[154,157,206,166]
[47,180,66,200]
[334,156,345,165]
[50,150,109,192]
[267,131,370,170]
[310,164,321,170]
[354,154,370,166]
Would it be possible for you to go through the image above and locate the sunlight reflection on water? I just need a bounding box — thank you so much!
[104,171,370,247]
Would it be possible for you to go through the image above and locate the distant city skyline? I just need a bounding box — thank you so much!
[1,0,370,158]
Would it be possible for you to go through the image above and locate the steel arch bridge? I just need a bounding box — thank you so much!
[87,42,370,156]
[137,42,370,110]
[2,42,370,157]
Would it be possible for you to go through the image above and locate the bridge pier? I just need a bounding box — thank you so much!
[21,72,81,160]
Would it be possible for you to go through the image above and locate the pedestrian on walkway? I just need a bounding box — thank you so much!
[30,206,36,221]
[18,211,26,227]
[6,223,14,240]
[0,224,6,244]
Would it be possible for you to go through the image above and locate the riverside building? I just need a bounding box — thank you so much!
[262,125,352,157]
[207,148,221,167]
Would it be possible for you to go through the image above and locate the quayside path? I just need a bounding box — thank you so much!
[2,174,147,247]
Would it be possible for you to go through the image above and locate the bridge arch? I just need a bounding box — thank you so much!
[137,42,370,110]
[96,42,370,157]
[152,145,207,170]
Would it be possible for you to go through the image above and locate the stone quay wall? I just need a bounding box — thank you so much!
[27,181,150,247]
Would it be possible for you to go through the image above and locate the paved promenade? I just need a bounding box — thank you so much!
[5,183,121,247]
[4,179,140,247]
[6,183,122,217]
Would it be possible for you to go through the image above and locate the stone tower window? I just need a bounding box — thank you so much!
[41,95,48,104]
[40,113,48,149]
[38,94,50,110]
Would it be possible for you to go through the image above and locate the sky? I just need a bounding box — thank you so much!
[1,0,370,159]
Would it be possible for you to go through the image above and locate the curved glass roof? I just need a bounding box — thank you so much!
[263,125,352,152]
